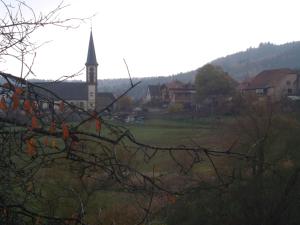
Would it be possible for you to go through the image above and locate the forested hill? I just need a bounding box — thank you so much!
[212,42,300,81]
[100,41,300,99]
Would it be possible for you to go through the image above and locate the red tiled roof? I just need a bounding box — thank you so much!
[245,68,296,90]
[165,80,184,89]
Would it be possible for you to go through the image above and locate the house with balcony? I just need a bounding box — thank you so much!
[241,68,299,101]
[144,80,196,109]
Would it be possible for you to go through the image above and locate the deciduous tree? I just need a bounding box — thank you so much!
[195,64,237,101]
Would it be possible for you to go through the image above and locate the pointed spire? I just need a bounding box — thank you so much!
[86,31,98,66]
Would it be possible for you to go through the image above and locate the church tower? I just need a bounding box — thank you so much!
[86,31,98,111]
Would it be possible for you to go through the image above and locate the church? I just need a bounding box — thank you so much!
[36,31,115,112]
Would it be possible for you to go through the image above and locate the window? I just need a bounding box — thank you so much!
[90,92,94,97]
[89,67,94,73]
[42,102,48,109]
[288,89,293,94]
[89,67,95,84]
[89,73,94,84]
[286,80,291,86]
[255,89,265,96]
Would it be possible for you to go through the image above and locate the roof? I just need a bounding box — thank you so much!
[245,68,297,90]
[97,92,115,99]
[96,92,115,111]
[33,82,88,101]
[164,80,184,89]
[182,83,195,90]
[148,85,161,97]
[161,80,195,91]
[86,31,98,66]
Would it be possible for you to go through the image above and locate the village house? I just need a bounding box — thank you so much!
[144,80,196,108]
[241,68,300,101]
[161,80,196,107]
[143,85,161,104]
[34,31,115,112]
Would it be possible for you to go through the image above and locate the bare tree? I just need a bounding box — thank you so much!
[0,0,83,78]
[0,1,250,225]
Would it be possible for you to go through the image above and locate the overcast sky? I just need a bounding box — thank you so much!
[2,0,300,80]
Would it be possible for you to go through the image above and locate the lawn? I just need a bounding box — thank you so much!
[119,117,224,147]
[109,117,235,177]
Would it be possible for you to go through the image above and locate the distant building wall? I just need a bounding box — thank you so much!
[43,100,87,111]
[242,70,299,101]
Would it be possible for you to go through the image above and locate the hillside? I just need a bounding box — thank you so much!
[99,41,300,99]
[212,42,300,80]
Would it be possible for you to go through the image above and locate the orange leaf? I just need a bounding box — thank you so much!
[167,194,177,204]
[59,101,64,112]
[12,93,19,110]
[0,96,7,111]
[96,118,101,132]
[15,87,23,95]
[26,138,36,156]
[49,121,56,134]
[62,122,69,140]
[31,116,39,129]
[23,99,32,113]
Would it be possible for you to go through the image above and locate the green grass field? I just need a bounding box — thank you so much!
[109,117,234,177]
[18,117,234,224]
[118,117,224,147]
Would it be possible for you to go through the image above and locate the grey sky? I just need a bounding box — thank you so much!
[2,0,300,80]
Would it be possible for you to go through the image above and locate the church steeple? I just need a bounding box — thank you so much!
[86,30,98,111]
[86,31,98,66]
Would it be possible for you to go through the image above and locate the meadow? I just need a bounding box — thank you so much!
[38,117,230,224]
[118,117,231,147]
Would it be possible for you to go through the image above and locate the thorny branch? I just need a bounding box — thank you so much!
[0,71,249,224]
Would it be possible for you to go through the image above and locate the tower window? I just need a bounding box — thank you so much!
[88,67,95,84]
[89,73,94,83]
